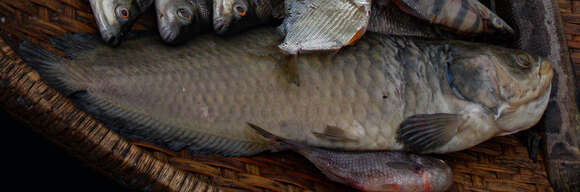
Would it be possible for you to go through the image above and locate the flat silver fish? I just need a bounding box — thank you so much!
[248,123,453,192]
[156,0,212,44]
[20,27,553,156]
[89,0,154,46]
[278,0,372,55]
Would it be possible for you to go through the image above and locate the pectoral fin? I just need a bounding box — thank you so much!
[397,113,463,152]
[313,125,359,143]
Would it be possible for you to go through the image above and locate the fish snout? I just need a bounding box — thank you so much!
[214,17,231,34]
[159,25,180,44]
[100,31,122,47]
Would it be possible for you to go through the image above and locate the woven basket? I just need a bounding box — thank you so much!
[0,0,568,191]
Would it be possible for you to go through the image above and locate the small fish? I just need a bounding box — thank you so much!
[89,0,154,46]
[247,123,453,192]
[212,0,283,34]
[393,0,514,34]
[19,27,552,156]
[156,0,212,44]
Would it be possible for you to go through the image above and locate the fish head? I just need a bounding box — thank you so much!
[488,49,553,133]
[450,45,553,134]
[213,0,250,34]
[156,0,210,44]
[90,0,153,46]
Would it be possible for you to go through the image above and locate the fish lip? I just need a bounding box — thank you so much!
[159,25,182,44]
[213,17,231,34]
[539,60,553,76]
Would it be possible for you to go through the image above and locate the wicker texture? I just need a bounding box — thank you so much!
[0,0,564,191]
[560,0,580,88]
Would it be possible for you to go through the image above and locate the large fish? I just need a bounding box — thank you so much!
[89,0,154,46]
[156,0,212,44]
[19,27,553,156]
[248,123,453,192]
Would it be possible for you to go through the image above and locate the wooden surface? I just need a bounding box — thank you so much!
[0,0,575,191]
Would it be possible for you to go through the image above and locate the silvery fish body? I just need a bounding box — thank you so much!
[89,0,154,46]
[20,27,553,156]
[156,0,212,44]
[249,123,453,192]
[278,0,372,54]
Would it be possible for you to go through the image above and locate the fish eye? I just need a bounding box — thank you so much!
[116,6,130,20]
[233,4,247,17]
[493,18,503,28]
[515,53,530,68]
[177,8,192,21]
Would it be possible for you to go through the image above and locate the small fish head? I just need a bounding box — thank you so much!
[213,0,250,34]
[413,156,453,192]
[358,155,453,192]
[90,0,153,46]
[156,0,199,44]
[488,16,515,35]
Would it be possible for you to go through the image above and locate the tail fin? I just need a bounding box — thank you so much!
[246,122,306,152]
[18,34,99,96]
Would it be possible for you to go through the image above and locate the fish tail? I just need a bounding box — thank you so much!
[18,42,77,96]
[246,123,305,151]
[19,34,102,96]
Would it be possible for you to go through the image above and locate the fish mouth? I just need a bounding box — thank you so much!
[539,59,553,77]
[100,30,122,47]
[159,25,180,44]
[213,17,231,34]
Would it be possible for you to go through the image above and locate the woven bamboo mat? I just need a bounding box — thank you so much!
[0,0,564,191]
[559,0,580,88]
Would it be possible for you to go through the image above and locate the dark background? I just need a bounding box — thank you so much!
[2,109,125,191]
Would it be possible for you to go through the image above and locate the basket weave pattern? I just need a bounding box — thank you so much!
[0,0,562,191]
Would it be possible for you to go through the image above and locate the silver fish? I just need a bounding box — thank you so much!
[156,0,212,44]
[20,27,553,156]
[248,123,453,192]
[278,0,372,55]
[89,0,154,46]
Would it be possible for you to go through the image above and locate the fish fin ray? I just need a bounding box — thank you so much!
[18,41,83,95]
[246,122,303,151]
[397,113,462,152]
[312,125,359,143]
